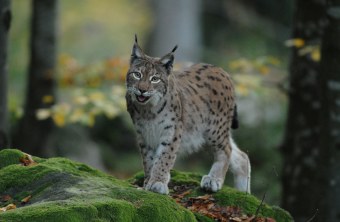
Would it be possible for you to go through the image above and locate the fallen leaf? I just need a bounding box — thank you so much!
[42,95,54,104]
[169,186,276,222]
[21,195,32,204]
[19,154,37,166]
[284,38,305,48]
[230,217,242,222]
[0,203,16,213]
[242,215,255,222]
[0,195,12,202]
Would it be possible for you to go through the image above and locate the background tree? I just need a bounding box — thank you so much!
[280,0,328,221]
[319,0,340,220]
[147,0,202,62]
[281,0,340,220]
[14,0,58,156]
[0,0,11,149]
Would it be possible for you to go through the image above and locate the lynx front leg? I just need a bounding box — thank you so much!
[145,127,182,194]
[141,147,155,187]
[136,134,154,187]
[201,141,231,192]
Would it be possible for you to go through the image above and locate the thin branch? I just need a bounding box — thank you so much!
[305,209,319,222]
[255,190,267,217]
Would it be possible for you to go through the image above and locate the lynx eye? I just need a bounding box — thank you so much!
[132,72,142,80]
[150,76,161,83]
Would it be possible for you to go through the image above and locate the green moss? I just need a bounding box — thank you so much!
[0,149,292,222]
[93,199,136,221]
[213,188,292,222]
[130,170,201,187]
[0,149,25,169]
[193,213,215,222]
[170,170,201,186]
[0,149,196,222]
[130,170,292,221]
[0,201,99,222]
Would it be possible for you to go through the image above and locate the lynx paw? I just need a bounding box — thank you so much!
[200,175,223,192]
[145,181,169,195]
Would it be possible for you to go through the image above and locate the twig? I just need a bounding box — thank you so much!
[255,190,267,217]
[305,209,319,222]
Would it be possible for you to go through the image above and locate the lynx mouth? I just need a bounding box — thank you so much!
[136,94,150,103]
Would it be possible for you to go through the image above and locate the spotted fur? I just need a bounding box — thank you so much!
[125,36,251,194]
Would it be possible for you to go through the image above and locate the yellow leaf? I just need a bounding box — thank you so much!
[112,85,126,96]
[259,66,270,75]
[69,108,85,123]
[311,49,321,62]
[42,95,54,104]
[89,92,105,102]
[21,195,32,204]
[36,109,51,120]
[88,79,101,87]
[0,203,16,213]
[236,84,249,96]
[298,46,314,56]
[229,58,250,71]
[87,113,95,127]
[52,112,66,127]
[285,38,305,48]
[267,57,281,66]
[73,95,89,105]
[104,105,119,118]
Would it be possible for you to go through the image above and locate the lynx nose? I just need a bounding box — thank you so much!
[139,89,147,95]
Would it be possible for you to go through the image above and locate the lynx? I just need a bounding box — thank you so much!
[125,36,251,194]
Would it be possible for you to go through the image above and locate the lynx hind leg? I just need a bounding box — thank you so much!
[229,137,251,193]
[201,141,231,192]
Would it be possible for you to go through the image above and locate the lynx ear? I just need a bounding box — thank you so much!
[131,34,145,64]
[159,45,178,74]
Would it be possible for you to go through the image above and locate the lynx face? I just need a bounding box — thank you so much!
[126,60,169,106]
[126,40,176,107]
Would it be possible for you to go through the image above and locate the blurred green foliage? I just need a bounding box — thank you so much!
[8,0,151,113]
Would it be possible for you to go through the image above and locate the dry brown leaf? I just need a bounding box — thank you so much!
[169,187,275,222]
[171,189,192,203]
[0,203,16,213]
[254,218,266,222]
[0,195,12,202]
[21,195,32,204]
[19,154,37,166]
[242,215,255,222]
[230,217,242,222]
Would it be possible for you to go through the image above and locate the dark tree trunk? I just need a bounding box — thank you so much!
[281,0,328,221]
[14,0,58,156]
[319,1,340,220]
[0,0,11,149]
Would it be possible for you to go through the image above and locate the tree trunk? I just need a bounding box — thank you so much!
[319,1,340,220]
[14,0,58,156]
[0,0,11,149]
[281,0,328,221]
[147,0,202,62]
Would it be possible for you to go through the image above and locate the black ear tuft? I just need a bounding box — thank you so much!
[159,45,178,74]
[159,54,174,74]
[135,34,138,44]
[131,34,144,64]
[171,45,178,53]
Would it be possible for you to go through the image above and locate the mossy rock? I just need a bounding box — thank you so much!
[0,149,292,222]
